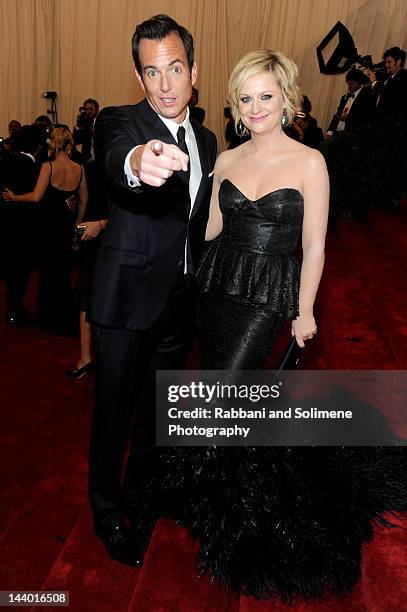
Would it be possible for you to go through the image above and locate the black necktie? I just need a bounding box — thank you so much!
[177,125,192,272]
[176,126,190,185]
[346,92,355,100]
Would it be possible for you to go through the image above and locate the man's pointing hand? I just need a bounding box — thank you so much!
[130,139,189,187]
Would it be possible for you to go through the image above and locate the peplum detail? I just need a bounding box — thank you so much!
[198,240,300,317]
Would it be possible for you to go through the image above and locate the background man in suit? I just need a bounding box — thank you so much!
[326,68,375,136]
[73,98,99,162]
[189,87,206,124]
[89,14,217,567]
[365,46,407,122]
[0,125,41,325]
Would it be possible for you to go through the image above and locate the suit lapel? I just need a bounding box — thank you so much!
[190,120,210,220]
[137,98,178,145]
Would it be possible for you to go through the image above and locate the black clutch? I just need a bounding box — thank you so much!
[275,337,302,371]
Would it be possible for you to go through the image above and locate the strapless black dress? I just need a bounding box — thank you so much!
[198,180,303,369]
[129,182,407,603]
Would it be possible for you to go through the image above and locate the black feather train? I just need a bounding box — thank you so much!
[128,445,407,602]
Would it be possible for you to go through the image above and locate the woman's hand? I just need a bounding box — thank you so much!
[2,188,16,201]
[79,220,103,241]
[291,312,317,348]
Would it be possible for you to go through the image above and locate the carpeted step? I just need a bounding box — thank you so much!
[0,322,92,535]
[239,579,366,611]
[336,220,407,368]
[37,507,139,612]
[367,209,407,272]
[311,231,398,370]
[361,517,407,612]
[0,412,89,591]
[128,518,240,611]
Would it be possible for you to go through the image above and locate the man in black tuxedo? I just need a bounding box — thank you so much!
[0,125,41,325]
[365,47,407,122]
[89,14,217,566]
[327,68,375,136]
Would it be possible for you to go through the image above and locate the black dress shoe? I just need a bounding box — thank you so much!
[94,518,144,567]
[65,361,95,380]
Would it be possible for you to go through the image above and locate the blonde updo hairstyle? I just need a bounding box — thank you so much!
[228,50,302,134]
[49,126,73,155]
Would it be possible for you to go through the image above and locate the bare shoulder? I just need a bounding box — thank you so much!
[214,146,240,176]
[288,145,327,184]
[298,145,327,172]
[40,160,52,175]
[285,138,325,165]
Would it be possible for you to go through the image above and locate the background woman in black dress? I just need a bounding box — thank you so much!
[66,160,108,379]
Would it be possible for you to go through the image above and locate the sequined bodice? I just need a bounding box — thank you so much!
[198,180,304,316]
[219,179,303,255]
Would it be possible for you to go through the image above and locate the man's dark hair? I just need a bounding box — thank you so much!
[383,46,406,68]
[83,98,99,111]
[34,114,52,126]
[346,68,367,84]
[13,125,42,154]
[132,14,194,76]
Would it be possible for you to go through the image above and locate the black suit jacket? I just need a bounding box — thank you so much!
[90,99,217,331]
[373,69,407,121]
[328,85,375,133]
[0,152,40,233]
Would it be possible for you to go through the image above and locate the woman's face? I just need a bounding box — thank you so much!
[238,71,285,134]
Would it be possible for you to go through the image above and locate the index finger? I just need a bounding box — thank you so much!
[151,141,164,156]
[164,145,189,172]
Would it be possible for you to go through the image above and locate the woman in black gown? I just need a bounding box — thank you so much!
[132,51,407,603]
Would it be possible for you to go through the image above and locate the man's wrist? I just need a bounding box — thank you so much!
[130,146,144,179]
[124,146,143,188]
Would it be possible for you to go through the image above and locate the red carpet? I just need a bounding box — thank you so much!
[1,209,407,611]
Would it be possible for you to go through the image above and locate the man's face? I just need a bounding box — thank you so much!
[136,32,197,123]
[385,56,402,76]
[8,121,21,135]
[84,103,98,119]
[347,80,360,93]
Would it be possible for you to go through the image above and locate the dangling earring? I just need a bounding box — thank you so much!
[236,119,247,137]
[280,109,288,128]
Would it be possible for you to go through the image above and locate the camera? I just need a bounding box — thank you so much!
[0,137,7,159]
[42,91,57,100]
[356,55,387,80]
[76,107,94,130]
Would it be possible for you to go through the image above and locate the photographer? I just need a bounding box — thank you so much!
[364,47,407,121]
[73,98,99,162]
